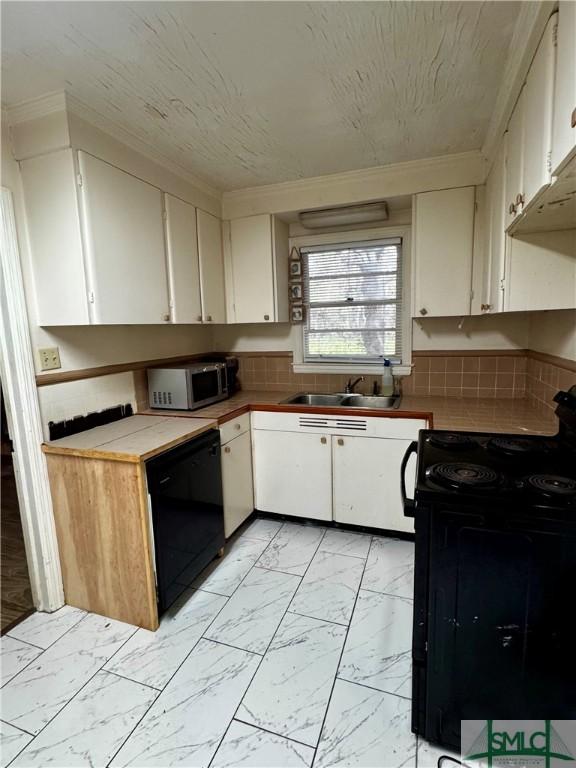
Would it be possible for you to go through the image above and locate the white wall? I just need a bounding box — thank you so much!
[528,309,576,361]
[412,313,531,351]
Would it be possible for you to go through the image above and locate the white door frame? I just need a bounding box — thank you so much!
[0,186,64,612]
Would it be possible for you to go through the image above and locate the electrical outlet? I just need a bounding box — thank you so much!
[38,347,61,371]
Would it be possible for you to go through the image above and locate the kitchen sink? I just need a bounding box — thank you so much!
[281,393,402,409]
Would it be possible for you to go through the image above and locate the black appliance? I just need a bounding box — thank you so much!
[225,355,239,395]
[401,386,576,751]
[146,429,224,614]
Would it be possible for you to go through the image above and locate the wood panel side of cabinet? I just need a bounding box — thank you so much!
[45,454,158,630]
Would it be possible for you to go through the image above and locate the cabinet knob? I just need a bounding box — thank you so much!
[515,193,524,207]
[320,437,327,444]
[206,315,212,322]
[162,313,171,322]
[264,314,270,321]
[196,315,203,322]
[419,308,428,316]
[508,202,516,215]
[224,446,231,454]
[480,303,492,312]
[337,438,344,446]
[571,108,576,129]
[235,423,241,430]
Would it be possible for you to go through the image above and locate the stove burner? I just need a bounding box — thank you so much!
[487,436,547,456]
[524,474,576,497]
[426,463,502,491]
[427,433,475,450]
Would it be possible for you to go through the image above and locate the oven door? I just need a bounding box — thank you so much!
[189,367,223,407]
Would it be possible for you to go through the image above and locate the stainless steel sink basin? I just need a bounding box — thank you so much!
[282,393,346,406]
[281,393,402,409]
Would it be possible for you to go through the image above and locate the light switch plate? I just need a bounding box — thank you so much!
[38,347,61,371]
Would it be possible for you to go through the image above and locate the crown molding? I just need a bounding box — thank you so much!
[481,0,556,168]
[4,91,67,125]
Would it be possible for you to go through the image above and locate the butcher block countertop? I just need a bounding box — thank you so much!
[141,391,558,435]
[43,414,218,462]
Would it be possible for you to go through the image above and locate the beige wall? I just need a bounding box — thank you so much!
[528,309,576,361]
[412,313,530,351]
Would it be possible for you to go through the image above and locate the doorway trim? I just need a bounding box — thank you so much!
[0,186,64,611]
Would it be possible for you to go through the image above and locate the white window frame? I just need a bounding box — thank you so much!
[291,225,412,375]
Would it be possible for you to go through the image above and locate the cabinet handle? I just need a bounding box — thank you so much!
[481,303,492,311]
[196,315,203,322]
[235,423,241,430]
[264,314,270,321]
[337,438,344,446]
[515,193,524,207]
[320,437,327,444]
[419,308,427,316]
[508,202,516,215]
[206,315,212,322]
[571,108,576,129]
[162,313,171,322]
[224,446,231,454]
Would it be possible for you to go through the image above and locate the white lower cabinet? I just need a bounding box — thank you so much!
[252,430,332,521]
[221,429,255,538]
[332,436,415,533]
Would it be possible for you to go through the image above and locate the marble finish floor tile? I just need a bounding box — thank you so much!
[417,738,461,768]
[1,613,136,735]
[110,639,259,767]
[315,679,416,768]
[361,537,415,599]
[212,720,314,768]
[7,606,86,650]
[256,523,325,576]
[339,590,412,698]
[319,529,372,559]
[289,551,364,626]
[105,588,226,689]
[241,518,283,542]
[237,612,346,747]
[0,722,33,768]
[0,636,41,686]
[205,567,300,654]
[10,671,157,767]
[193,537,269,597]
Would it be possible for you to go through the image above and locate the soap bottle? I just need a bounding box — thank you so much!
[381,359,394,396]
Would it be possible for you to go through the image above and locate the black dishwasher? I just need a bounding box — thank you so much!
[146,429,224,614]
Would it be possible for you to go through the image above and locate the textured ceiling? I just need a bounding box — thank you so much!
[2,1,521,191]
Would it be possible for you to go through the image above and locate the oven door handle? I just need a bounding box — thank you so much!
[401,441,418,517]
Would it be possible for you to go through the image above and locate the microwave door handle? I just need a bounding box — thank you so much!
[401,441,418,517]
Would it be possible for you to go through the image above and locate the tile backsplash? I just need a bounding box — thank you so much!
[526,354,576,412]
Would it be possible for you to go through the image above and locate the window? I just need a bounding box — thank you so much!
[302,237,403,364]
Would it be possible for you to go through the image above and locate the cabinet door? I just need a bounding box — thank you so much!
[222,431,254,538]
[552,1,576,174]
[333,436,415,533]
[252,430,332,521]
[230,214,276,323]
[197,209,226,324]
[413,187,475,317]
[164,195,202,324]
[485,138,507,312]
[78,152,169,324]
[523,14,557,207]
[505,90,525,227]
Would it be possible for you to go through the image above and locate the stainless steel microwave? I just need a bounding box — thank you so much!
[148,363,228,410]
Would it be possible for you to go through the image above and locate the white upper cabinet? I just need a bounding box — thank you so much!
[197,209,226,324]
[78,152,169,324]
[483,138,507,313]
[229,214,289,323]
[20,149,90,326]
[552,1,576,174]
[164,194,202,324]
[412,186,476,318]
[522,13,557,206]
[505,88,525,227]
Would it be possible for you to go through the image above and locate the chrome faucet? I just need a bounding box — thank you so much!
[345,376,364,394]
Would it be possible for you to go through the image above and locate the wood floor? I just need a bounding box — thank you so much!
[1,457,34,631]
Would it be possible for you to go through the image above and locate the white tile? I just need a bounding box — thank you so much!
[212,721,314,768]
[237,612,346,747]
[417,738,461,768]
[0,722,33,768]
[10,671,157,767]
[1,613,136,735]
[0,636,41,686]
[193,536,269,597]
[7,606,86,649]
[339,590,412,698]
[105,588,226,689]
[289,551,364,625]
[361,537,414,599]
[256,523,325,576]
[241,519,283,542]
[319,529,371,559]
[205,567,300,654]
[110,639,259,767]
[315,679,416,767]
